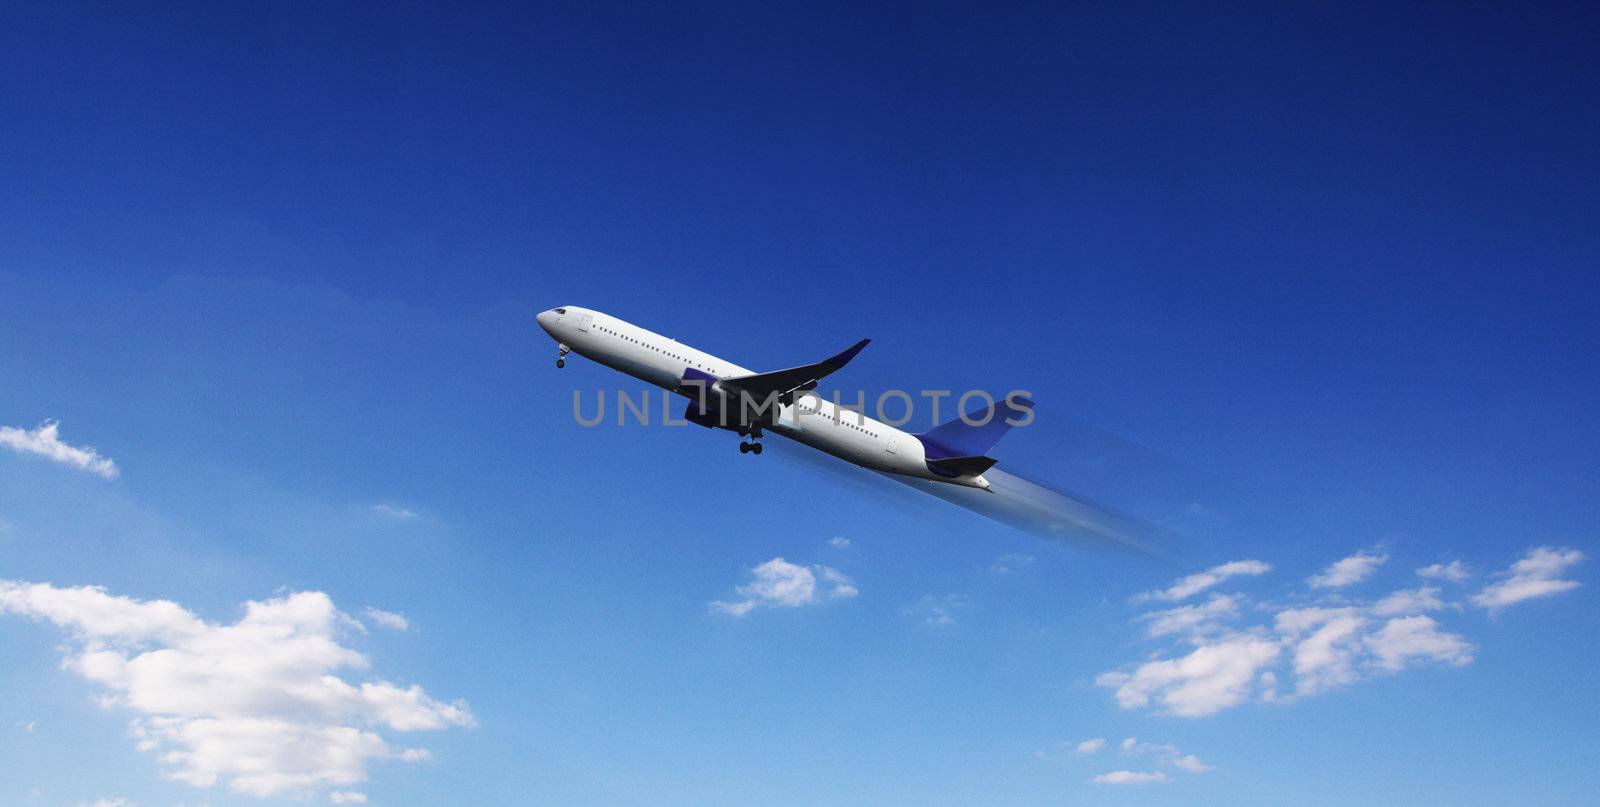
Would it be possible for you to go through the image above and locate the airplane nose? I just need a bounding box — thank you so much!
[536,310,554,333]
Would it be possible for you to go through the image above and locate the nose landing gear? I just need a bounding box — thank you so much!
[556,344,569,368]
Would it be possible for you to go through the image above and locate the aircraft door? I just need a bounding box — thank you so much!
[576,313,592,332]
[886,434,899,454]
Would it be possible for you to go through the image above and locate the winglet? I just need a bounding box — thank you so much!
[824,338,871,370]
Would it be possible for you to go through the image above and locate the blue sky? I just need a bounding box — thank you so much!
[1,3,1597,805]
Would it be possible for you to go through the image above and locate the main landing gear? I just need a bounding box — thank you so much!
[738,424,764,455]
[556,344,569,368]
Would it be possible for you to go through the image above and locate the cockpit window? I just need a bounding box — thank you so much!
[555,308,567,314]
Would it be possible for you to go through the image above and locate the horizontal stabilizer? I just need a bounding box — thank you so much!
[924,454,998,478]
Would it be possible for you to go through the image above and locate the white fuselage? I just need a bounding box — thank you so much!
[536,306,990,489]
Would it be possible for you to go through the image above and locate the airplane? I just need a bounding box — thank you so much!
[535,305,1032,490]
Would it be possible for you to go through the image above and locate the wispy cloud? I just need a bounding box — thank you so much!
[990,552,1035,575]
[0,580,473,800]
[0,420,119,479]
[903,594,964,626]
[1092,770,1166,785]
[362,607,410,631]
[1472,547,1584,611]
[1417,560,1470,583]
[1308,549,1387,588]
[1059,734,1215,785]
[1136,560,1270,603]
[370,503,417,520]
[1118,737,1213,774]
[1371,587,1445,617]
[710,558,857,617]
[1140,593,1240,639]
[828,536,851,549]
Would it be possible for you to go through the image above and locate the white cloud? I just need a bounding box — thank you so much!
[1049,735,1210,777]
[990,552,1035,574]
[1286,611,1368,695]
[328,792,368,804]
[1372,587,1445,617]
[78,800,132,807]
[1273,605,1361,638]
[903,594,963,626]
[710,558,857,616]
[361,608,410,632]
[1103,546,1503,715]
[0,581,472,799]
[1137,560,1270,603]
[0,420,119,479]
[1097,633,1282,717]
[818,567,858,600]
[1092,770,1167,785]
[1365,615,1474,672]
[1140,593,1239,639]
[710,599,757,617]
[1258,669,1280,701]
[1416,560,1470,583]
[1472,547,1584,611]
[370,504,417,520]
[828,536,851,549]
[1308,550,1388,588]
[1273,603,1472,697]
[1116,737,1211,774]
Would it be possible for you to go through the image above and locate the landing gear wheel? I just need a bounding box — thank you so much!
[556,358,565,368]
[751,442,763,455]
[738,442,750,454]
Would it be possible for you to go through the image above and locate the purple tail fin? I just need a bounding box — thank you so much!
[913,394,1034,461]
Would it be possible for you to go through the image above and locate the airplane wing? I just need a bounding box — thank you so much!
[720,338,870,400]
